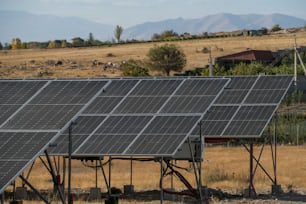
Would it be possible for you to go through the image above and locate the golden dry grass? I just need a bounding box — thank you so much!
[1,32,306,78]
[12,146,306,193]
[5,145,306,204]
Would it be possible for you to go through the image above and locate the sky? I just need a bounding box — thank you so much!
[1,0,306,28]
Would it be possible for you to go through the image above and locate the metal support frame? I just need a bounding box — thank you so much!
[108,156,112,197]
[271,115,278,185]
[198,120,204,202]
[1,192,4,204]
[241,116,280,197]
[68,122,76,204]
[19,175,49,204]
[130,157,133,186]
[95,160,98,188]
[160,157,164,204]
[45,151,65,203]
[23,160,36,188]
[187,136,202,201]
[99,158,111,195]
[248,141,256,197]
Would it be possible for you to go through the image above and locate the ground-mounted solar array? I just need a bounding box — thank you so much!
[191,76,293,138]
[50,78,230,156]
[0,76,293,194]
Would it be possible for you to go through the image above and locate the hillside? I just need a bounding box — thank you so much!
[0,10,305,43]
[1,31,306,78]
[123,13,306,40]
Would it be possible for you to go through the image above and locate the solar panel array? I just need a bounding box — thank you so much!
[0,76,293,194]
[191,76,293,138]
[50,78,229,156]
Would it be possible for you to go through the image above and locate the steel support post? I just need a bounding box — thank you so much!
[108,156,112,197]
[130,157,133,186]
[160,157,163,204]
[1,192,4,204]
[95,160,98,188]
[68,122,75,204]
[99,158,111,195]
[249,142,254,197]
[198,120,205,203]
[187,137,202,201]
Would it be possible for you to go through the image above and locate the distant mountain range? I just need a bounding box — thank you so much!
[0,11,305,43]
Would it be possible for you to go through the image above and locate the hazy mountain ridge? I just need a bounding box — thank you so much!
[0,10,115,43]
[0,11,305,43]
[123,13,306,40]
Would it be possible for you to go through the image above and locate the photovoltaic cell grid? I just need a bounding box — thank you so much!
[191,75,293,138]
[0,76,292,194]
[51,78,229,156]
[0,79,108,194]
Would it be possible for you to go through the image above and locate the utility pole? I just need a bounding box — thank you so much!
[293,36,306,86]
[209,47,213,76]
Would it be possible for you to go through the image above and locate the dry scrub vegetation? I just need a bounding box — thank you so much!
[1,32,306,78]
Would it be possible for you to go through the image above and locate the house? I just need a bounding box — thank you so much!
[215,49,274,69]
[71,37,85,47]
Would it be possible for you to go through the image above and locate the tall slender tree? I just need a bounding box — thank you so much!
[114,25,123,43]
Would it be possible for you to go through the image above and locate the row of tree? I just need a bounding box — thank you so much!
[0,25,124,50]
[1,23,287,50]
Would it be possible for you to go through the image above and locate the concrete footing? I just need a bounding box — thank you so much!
[9,201,23,204]
[15,187,28,200]
[243,188,256,198]
[272,184,282,195]
[88,187,101,201]
[123,185,134,194]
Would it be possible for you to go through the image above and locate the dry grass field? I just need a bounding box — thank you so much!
[8,145,306,204]
[1,32,306,78]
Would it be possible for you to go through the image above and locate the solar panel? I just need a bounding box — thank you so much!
[0,132,56,193]
[0,79,109,194]
[125,116,201,155]
[68,78,230,157]
[0,80,47,104]
[0,76,292,194]
[75,115,153,155]
[192,75,293,138]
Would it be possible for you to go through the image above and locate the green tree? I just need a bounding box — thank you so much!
[121,59,150,77]
[88,32,94,46]
[271,24,282,32]
[0,42,3,50]
[147,44,186,76]
[21,42,27,49]
[201,64,227,76]
[159,30,179,40]
[227,62,267,75]
[151,33,161,41]
[114,25,123,43]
